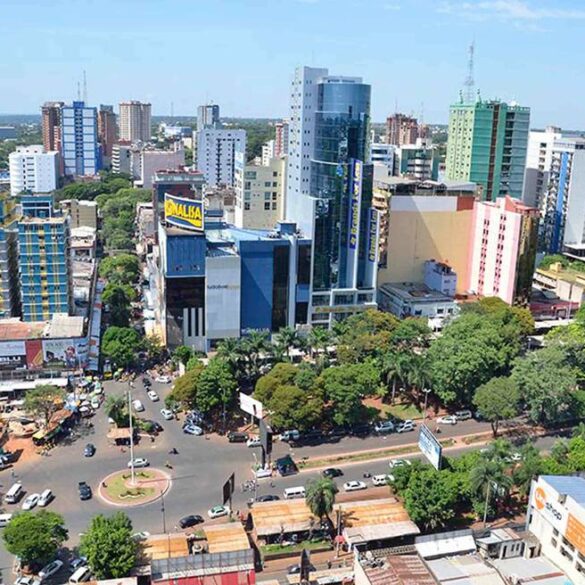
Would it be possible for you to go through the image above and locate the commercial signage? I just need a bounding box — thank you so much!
[25,339,43,369]
[532,480,568,533]
[42,339,87,369]
[367,208,379,264]
[418,424,442,470]
[313,304,368,315]
[348,160,362,250]
[164,194,204,232]
[240,392,264,419]
[566,513,585,556]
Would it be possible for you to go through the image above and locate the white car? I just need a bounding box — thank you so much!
[38,559,64,581]
[15,577,40,585]
[147,390,160,402]
[183,424,203,436]
[132,399,145,412]
[343,481,367,492]
[161,409,174,420]
[208,505,229,519]
[131,531,151,542]
[128,458,149,468]
[396,420,416,433]
[389,459,412,469]
[372,474,394,487]
[437,415,458,425]
[22,493,40,510]
[155,375,172,384]
[255,466,272,479]
[247,436,261,448]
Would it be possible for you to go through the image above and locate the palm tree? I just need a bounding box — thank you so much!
[470,459,512,525]
[381,351,408,404]
[275,326,301,361]
[104,394,128,427]
[482,438,512,464]
[216,338,245,380]
[241,331,271,381]
[308,327,332,357]
[305,478,338,528]
[405,353,431,404]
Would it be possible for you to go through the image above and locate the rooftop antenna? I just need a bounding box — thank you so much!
[464,41,475,105]
[82,70,87,103]
[419,101,425,125]
[76,80,81,101]
[171,101,174,120]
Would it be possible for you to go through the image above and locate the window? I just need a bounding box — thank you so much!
[244,203,250,210]
[264,202,270,210]
[264,192,271,200]
[264,181,271,187]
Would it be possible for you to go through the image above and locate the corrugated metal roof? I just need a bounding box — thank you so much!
[542,475,585,505]
[415,529,476,559]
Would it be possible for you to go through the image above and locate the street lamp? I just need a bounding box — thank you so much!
[422,388,432,422]
[128,380,136,486]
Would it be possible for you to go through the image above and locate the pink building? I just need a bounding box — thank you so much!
[467,196,539,305]
[274,120,289,157]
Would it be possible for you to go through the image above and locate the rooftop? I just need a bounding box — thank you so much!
[251,499,315,537]
[415,529,476,559]
[426,553,505,585]
[492,556,570,585]
[379,282,455,303]
[142,533,189,561]
[45,314,85,338]
[361,554,436,585]
[541,474,585,505]
[203,523,250,554]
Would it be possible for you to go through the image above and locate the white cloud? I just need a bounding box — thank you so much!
[384,2,401,10]
[438,1,585,21]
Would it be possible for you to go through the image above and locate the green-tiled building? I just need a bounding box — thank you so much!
[445,98,530,201]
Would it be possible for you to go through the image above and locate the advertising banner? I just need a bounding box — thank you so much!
[418,424,442,470]
[348,159,362,251]
[364,207,380,289]
[25,339,43,369]
[0,341,26,370]
[164,194,204,232]
[240,392,264,419]
[531,479,569,533]
[42,339,87,369]
[566,513,585,556]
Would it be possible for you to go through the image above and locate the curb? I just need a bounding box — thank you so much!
[97,467,172,508]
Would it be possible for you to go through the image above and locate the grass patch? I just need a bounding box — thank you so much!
[463,433,492,445]
[261,539,332,556]
[105,471,157,501]
[380,402,423,421]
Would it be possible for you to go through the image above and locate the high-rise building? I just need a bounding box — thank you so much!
[197,104,220,131]
[386,113,420,146]
[138,144,185,189]
[61,101,100,177]
[396,139,439,181]
[8,146,58,196]
[97,105,117,159]
[59,199,98,229]
[445,98,530,201]
[467,195,539,305]
[196,128,246,187]
[18,206,72,322]
[261,140,275,166]
[285,66,380,327]
[274,120,289,157]
[41,101,64,153]
[371,143,396,172]
[0,193,21,318]
[234,153,286,229]
[119,101,152,142]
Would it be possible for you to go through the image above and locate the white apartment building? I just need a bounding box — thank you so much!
[262,140,275,166]
[119,101,151,142]
[8,146,58,196]
[196,128,246,187]
[137,145,185,189]
[234,152,286,229]
[527,475,585,584]
[371,143,396,173]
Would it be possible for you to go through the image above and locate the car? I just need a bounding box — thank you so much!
[275,455,298,476]
[343,480,367,492]
[178,514,204,529]
[374,421,395,434]
[155,375,172,384]
[132,399,145,412]
[38,489,53,507]
[131,531,151,541]
[22,493,40,510]
[146,420,163,433]
[207,505,229,519]
[281,429,300,442]
[389,459,412,469]
[322,468,343,479]
[227,431,248,443]
[257,494,280,502]
[15,577,40,585]
[455,409,473,421]
[38,559,64,581]
[147,390,160,402]
[142,377,152,387]
[287,563,315,575]
[437,415,458,425]
[183,424,203,436]
[78,482,92,501]
[372,474,394,487]
[255,466,273,479]
[69,557,87,571]
[396,420,416,433]
[246,436,261,448]
[128,458,149,468]
[84,443,96,457]
[161,409,174,420]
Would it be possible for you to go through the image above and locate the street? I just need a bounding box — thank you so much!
[0,377,566,576]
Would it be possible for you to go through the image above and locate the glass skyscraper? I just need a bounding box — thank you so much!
[286,67,379,328]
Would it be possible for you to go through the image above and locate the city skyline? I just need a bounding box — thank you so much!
[1,0,584,127]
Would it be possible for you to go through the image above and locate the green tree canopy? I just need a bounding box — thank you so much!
[167,364,204,409]
[305,478,338,523]
[104,394,129,428]
[23,385,66,427]
[99,254,141,285]
[268,384,324,431]
[254,362,297,405]
[102,327,142,368]
[80,512,137,579]
[173,345,194,366]
[473,377,521,437]
[102,283,133,327]
[196,358,237,414]
[3,510,68,568]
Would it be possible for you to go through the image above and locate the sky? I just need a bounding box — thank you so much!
[1,0,584,128]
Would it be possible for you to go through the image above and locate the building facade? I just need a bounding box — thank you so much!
[18,215,72,322]
[396,139,439,181]
[386,113,420,146]
[0,194,20,318]
[274,120,289,157]
[371,143,396,172]
[138,145,185,189]
[119,101,151,142]
[41,101,64,154]
[61,101,100,177]
[97,105,117,159]
[196,128,246,187]
[467,196,539,305]
[197,104,220,131]
[59,199,98,229]
[234,153,286,230]
[8,146,58,196]
[261,140,275,166]
[445,98,530,201]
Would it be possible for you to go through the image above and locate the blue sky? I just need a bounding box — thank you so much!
[1,0,584,127]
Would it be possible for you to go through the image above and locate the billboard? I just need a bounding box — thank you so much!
[25,339,43,369]
[0,341,26,370]
[240,392,264,419]
[164,194,204,232]
[222,472,235,505]
[418,424,442,470]
[348,159,362,251]
[566,513,585,556]
[531,478,568,533]
[42,339,88,369]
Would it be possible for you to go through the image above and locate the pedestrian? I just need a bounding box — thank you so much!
[327,560,332,570]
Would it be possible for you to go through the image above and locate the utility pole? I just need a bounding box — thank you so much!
[464,41,475,105]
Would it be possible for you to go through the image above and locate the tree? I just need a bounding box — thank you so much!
[389,318,431,350]
[254,363,297,406]
[308,326,333,359]
[513,444,546,497]
[3,511,68,568]
[275,327,303,361]
[381,350,410,404]
[511,344,577,424]
[102,284,132,327]
[104,394,129,427]
[268,385,324,431]
[470,459,512,524]
[403,469,458,531]
[102,327,142,369]
[167,364,204,409]
[240,331,271,381]
[80,512,137,579]
[473,377,521,437]
[143,335,164,362]
[99,254,140,285]
[23,385,66,427]
[196,358,237,415]
[173,345,193,366]
[216,338,246,380]
[305,478,338,525]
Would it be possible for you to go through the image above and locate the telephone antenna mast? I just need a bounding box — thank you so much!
[464,42,475,104]
[76,81,81,101]
[83,70,88,103]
